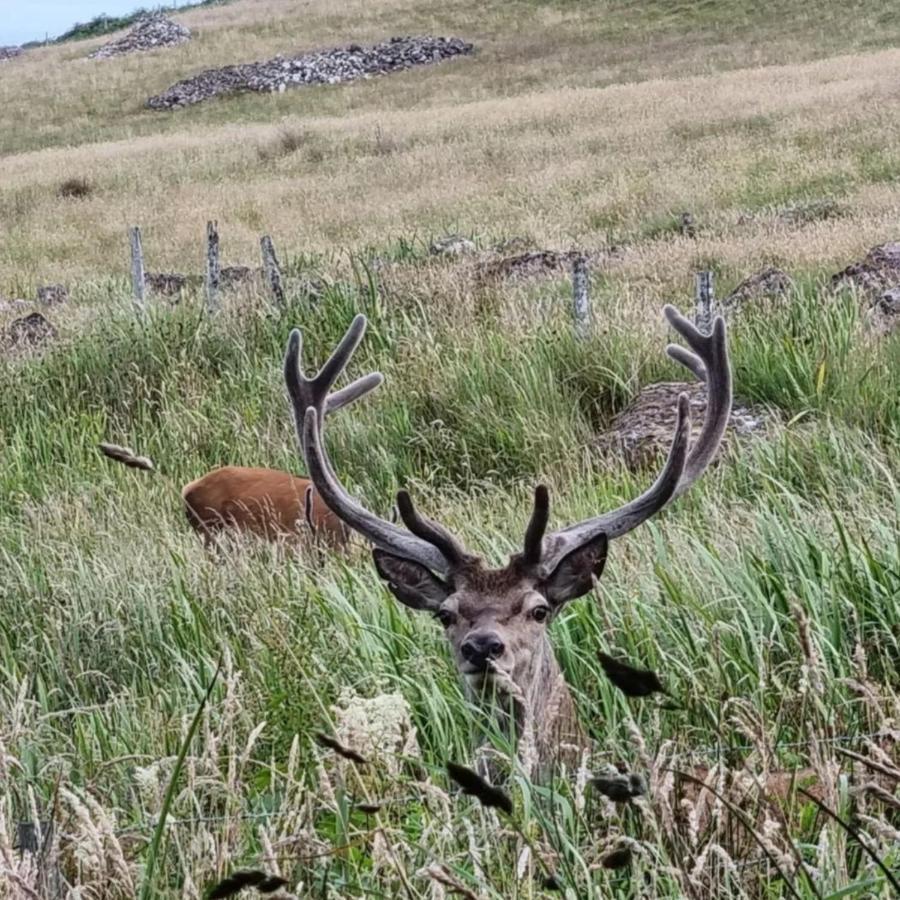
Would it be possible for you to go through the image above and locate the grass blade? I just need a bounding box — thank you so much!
[140,659,222,900]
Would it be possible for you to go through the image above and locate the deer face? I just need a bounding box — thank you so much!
[373,533,609,692]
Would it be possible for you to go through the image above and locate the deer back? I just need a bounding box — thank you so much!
[181,465,347,545]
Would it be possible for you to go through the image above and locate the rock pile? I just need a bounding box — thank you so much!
[89,14,191,60]
[4,312,57,351]
[723,267,792,309]
[595,381,766,472]
[832,241,900,335]
[478,249,582,281]
[0,46,22,62]
[146,35,474,109]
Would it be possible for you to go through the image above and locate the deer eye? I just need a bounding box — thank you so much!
[531,606,550,623]
[436,609,456,627]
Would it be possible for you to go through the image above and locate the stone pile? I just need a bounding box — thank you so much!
[146,35,474,109]
[832,241,900,335]
[723,267,792,309]
[0,46,22,62]
[89,14,191,60]
[3,313,57,352]
[595,381,766,472]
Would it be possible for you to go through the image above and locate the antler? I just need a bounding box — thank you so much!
[285,315,467,576]
[536,304,732,574]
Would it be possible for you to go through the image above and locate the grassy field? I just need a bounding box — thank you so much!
[1,1,900,897]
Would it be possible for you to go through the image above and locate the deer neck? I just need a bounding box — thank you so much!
[468,632,588,776]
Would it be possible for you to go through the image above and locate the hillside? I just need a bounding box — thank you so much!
[1,1,899,898]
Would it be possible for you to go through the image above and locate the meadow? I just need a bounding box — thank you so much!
[1,1,899,897]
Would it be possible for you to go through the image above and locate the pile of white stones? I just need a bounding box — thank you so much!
[89,13,191,60]
[146,35,474,109]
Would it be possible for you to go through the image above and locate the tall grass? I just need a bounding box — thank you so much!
[0,262,897,896]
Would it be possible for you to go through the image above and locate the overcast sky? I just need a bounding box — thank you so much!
[0,1,195,46]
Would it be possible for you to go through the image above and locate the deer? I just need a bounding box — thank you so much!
[99,365,382,549]
[283,306,733,778]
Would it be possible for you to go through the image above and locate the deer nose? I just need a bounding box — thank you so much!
[462,632,505,667]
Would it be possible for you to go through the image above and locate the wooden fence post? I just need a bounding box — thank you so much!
[694,270,714,334]
[205,220,220,314]
[571,254,592,340]
[129,226,146,315]
[260,235,284,306]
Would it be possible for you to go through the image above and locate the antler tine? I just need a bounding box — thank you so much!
[284,314,374,426]
[537,305,731,573]
[663,307,731,494]
[301,406,451,574]
[289,314,468,575]
[521,484,549,567]
[396,490,469,567]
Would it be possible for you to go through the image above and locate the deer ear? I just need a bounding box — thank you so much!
[373,549,451,613]
[542,534,608,606]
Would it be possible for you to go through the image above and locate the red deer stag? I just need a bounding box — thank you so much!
[100,359,382,548]
[284,309,731,772]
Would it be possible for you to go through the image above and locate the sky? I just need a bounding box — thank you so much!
[0,1,195,46]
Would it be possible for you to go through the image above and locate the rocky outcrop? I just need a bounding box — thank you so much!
[89,14,191,60]
[595,381,766,472]
[146,35,474,109]
[0,46,22,62]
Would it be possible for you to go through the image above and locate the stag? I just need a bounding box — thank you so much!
[100,367,382,548]
[284,308,731,772]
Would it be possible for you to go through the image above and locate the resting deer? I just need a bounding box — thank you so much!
[100,367,382,548]
[283,308,731,772]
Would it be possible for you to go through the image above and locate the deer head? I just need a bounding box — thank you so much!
[284,308,731,769]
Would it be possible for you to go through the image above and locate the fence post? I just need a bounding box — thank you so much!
[694,270,714,334]
[571,254,592,340]
[205,220,220,314]
[129,226,146,315]
[260,235,284,306]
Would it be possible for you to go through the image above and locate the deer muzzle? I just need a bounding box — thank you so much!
[461,631,506,672]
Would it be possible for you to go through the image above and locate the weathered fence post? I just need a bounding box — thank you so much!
[205,220,220,314]
[260,235,285,306]
[694,270,714,334]
[129,226,146,315]
[571,254,592,340]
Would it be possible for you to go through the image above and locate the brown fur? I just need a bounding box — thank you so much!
[181,466,347,547]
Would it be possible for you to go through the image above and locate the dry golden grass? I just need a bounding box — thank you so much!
[1,0,900,297]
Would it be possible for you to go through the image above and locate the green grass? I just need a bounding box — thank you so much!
[1,261,898,896]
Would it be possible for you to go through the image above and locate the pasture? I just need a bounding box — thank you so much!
[1,0,899,897]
